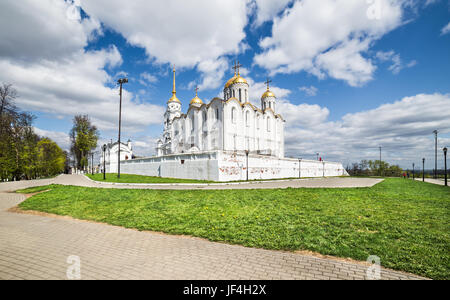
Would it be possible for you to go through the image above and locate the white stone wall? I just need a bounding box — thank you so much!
[217,152,348,181]
[105,150,348,182]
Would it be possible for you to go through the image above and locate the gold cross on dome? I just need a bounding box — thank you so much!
[232,60,242,75]
[195,85,199,96]
[265,78,272,90]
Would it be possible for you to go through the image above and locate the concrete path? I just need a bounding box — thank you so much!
[0,174,383,191]
[0,176,425,280]
[414,178,448,186]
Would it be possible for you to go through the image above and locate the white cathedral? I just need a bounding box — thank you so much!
[156,63,285,158]
[104,63,347,181]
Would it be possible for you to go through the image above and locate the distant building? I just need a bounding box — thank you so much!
[101,140,133,173]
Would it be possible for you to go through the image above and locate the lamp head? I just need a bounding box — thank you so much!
[117,78,128,84]
[444,147,448,155]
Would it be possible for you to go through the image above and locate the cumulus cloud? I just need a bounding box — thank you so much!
[251,0,292,27]
[441,22,450,35]
[280,93,450,168]
[299,86,318,97]
[254,0,408,86]
[376,50,417,74]
[139,72,158,86]
[0,0,101,62]
[0,0,164,134]
[79,0,250,90]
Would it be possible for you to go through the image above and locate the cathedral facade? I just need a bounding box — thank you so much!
[156,65,285,158]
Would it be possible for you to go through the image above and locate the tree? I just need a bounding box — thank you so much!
[70,115,99,170]
[0,83,17,117]
[37,138,66,177]
[0,83,65,181]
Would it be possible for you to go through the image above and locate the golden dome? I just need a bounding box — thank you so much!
[261,90,276,99]
[232,75,248,85]
[224,61,248,88]
[168,94,181,103]
[190,87,203,105]
[190,96,203,105]
[261,78,276,99]
[224,75,237,89]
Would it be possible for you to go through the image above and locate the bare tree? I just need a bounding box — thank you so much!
[0,83,18,117]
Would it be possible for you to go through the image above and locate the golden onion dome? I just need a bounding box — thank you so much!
[261,89,276,100]
[224,75,237,89]
[168,93,181,103]
[232,75,248,85]
[190,95,203,105]
[190,88,203,105]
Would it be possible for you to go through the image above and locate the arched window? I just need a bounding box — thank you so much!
[231,107,237,124]
[245,111,250,127]
[239,89,242,102]
[267,117,271,132]
[191,116,195,132]
[245,89,248,102]
[215,108,219,120]
[232,89,235,98]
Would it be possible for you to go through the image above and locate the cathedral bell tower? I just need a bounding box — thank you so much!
[162,67,182,153]
[261,78,276,112]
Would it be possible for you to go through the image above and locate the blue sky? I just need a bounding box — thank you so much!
[1,0,449,169]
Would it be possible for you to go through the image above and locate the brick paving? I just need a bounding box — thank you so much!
[0,176,426,280]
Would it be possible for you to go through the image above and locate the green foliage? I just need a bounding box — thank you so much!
[19,179,450,279]
[348,160,403,177]
[0,83,66,181]
[70,115,99,170]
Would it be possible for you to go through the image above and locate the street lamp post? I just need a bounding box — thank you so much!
[433,130,438,179]
[444,147,448,186]
[298,158,302,178]
[102,144,107,180]
[245,150,249,181]
[91,152,94,175]
[316,152,319,161]
[412,163,415,180]
[117,78,128,179]
[422,158,425,182]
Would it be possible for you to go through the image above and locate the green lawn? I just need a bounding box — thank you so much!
[86,173,214,184]
[17,178,450,279]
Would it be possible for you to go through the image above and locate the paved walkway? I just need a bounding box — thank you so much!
[0,176,425,280]
[0,174,383,191]
[414,178,448,186]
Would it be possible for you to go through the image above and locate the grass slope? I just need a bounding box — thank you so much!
[86,173,214,184]
[17,178,450,279]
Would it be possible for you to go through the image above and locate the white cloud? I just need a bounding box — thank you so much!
[376,50,417,74]
[79,0,250,90]
[246,77,291,105]
[0,0,101,62]
[441,22,450,35]
[299,86,318,97]
[139,72,158,86]
[280,93,450,168]
[192,58,230,91]
[0,0,165,135]
[251,0,292,27]
[254,0,408,86]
